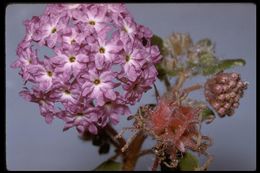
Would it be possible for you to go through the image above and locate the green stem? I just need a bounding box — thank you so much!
[164,76,171,91]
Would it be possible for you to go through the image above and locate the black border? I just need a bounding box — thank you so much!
[2,0,258,172]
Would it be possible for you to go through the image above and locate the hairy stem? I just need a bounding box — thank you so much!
[173,71,187,91]
[164,76,172,91]
[122,130,147,171]
[104,124,126,151]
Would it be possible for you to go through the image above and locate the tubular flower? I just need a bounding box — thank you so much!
[11,3,162,135]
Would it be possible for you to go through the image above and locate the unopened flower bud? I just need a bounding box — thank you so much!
[212,101,221,109]
[218,94,226,101]
[224,103,231,109]
[222,85,230,92]
[219,75,228,84]
[237,81,244,89]
[228,80,236,88]
[233,102,239,108]
[218,107,226,117]
[229,92,236,98]
[225,93,231,100]
[243,82,248,89]
[204,72,247,118]
[227,109,235,116]
[212,84,223,94]
[231,73,239,81]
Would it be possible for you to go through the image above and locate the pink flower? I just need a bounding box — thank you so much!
[11,46,39,81]
[61,27,86,49]
[118,38,147,81]
[122,74,153,105]
[12,3,162,135]
[51,48,89,78]
[19,88,56,124]
[62,103,99,135]
[103,4,131,24]
[27,57,61,91]
[117,16,137,40]
[36,13,68,48]
[49,82,81,106]
[22,16,41,47]
[73,5,109,33]
[92,31,123,69]
[97,99,131,126]
[81,68,118,106]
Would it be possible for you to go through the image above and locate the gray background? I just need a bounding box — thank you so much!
[6,3,256,171]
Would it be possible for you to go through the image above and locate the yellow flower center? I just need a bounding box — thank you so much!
[69,56,76,63]
[47,71,53,77]
[125,55,131,62]
[89,20,96,25]
[64,90,71,95]
[51,27,57,33]
[77,112,84,116]
[94,79,101,85]
[99,47,105,54]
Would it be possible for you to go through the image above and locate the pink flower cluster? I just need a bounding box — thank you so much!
[11,4,161,135]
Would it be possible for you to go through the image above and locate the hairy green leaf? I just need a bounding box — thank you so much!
[196,38,213,47]
[151,34,168,57]
[200,106,215,124]
[201,58,246,76]
[217,58,246,70]
[178,152,199,171]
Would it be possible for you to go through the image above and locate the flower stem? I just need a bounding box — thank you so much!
[122,130,147,171]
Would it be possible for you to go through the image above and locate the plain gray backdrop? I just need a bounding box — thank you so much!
[6,3,256,171]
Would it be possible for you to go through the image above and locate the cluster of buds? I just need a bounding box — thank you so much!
[204,72,248,117]
[165,32,193,58]
[11,3,161,135]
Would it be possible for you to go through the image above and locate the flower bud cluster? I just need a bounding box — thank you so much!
[204,72,248,117]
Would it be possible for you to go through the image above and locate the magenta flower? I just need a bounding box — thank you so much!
[118,38,147,81]
[19,88,56,124]
[11,46,39,81]
[26,57,63,91]
[20,16,41,48]
[12,3,162,135]
[36,13,68,48]
[61,27,86,49]
[92,31,123,69]
[105,3,130,22]
[73,5,109,33]
[117,16,137,40]
[51,48,89,78]
[97,99,131,126]
[81,68,118,106]
[122,73,154,105]
[62,103,99,135]
[49,82,81,106]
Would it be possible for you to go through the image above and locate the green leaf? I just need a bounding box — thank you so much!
[201,58,246,76]
[155,63,167,80]
[151,34,168,57]
[217,58,246,71]
[196,38,213,47]
[200,107,215,124]
[94,160,122,171]
[178,152,199,171]
[199,52,217,66]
